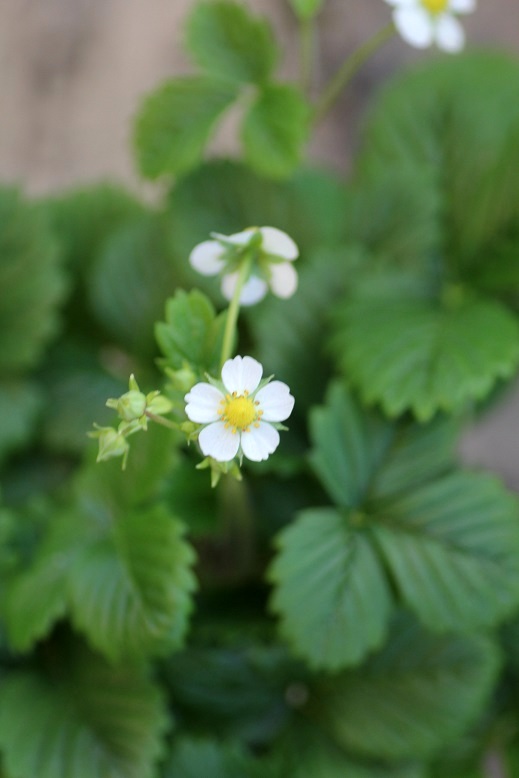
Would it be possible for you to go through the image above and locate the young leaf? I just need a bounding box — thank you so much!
[0,645,168,778]
[242,84,309,179]
[372,472,519,633]
[288,0,325,21]
[156,289,227,380]
[332,295,519,420]
[269,507,392,670]
[313,616,500,760]
[186,1,277,85]
[68,504,197,661]
[134,76,238,179]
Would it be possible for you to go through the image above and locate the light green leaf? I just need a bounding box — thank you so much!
[68,504,197,661]
[0,381,42,463]
[269,507,392,670]
[316,616,500,760]
[0,188,66,371]
[87,215,179,357]
[288,0,325,20]
[242,84,309,178]
[134,76,238,179]
[186,1,277,84]
[372,472,519,633]
[156,289,227,379]
[333,295,519,420]
[0,645,168,778]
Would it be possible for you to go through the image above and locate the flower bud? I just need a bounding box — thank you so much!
[112,390,147,421]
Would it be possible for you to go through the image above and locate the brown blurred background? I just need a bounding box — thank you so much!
[1,0,519,483]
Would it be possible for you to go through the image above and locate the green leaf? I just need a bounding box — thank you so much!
[0,381,42,463]
[313,616,500,760]
[0,188,66,371]
[288,0,325,20]
[134,76,238,179]
[186,1,277,84]
[309,383,458,507]
[269,507,392,669]
[156,289,227,379]
[0,644,168,778]
[332,295,519,420]
[242,84,309,179]
[360,53,519,265]
[87,215,179,357]
[68,503,197,661]
[372,471,519,633]
[164,738,247,778]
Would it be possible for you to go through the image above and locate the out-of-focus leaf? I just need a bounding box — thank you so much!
[134,77,238,179]
[186,1,277,84]
[0,381,42,463]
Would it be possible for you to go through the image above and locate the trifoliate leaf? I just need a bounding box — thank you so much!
[0,381,42,463]
[186,1,277,84]
[313,615,500,760]
[68,503,197,661]
[288,0,325,20]
[87,214,179,357]
[0,645,168,778]
[269,507,392,669]
[242,84,309,179]
[332,294,519,420]
[0,188,65,371]
[372,472,519,633]
[156,289,227,380]
[134,76,238,179]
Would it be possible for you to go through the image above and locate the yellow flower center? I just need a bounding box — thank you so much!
[219,392,262,432]
[421,0,448,13]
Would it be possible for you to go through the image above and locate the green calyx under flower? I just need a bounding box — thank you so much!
[106,374,173,425]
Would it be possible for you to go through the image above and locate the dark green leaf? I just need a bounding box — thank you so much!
[269,507,392,669]
[0,644,168,778]
[134,76,238,179]
[186,1,277,84]
[372,472,519,632]
[87,215,179,357]
[0,188,66,371]
[242,84,309,178]
[314,616,500,760]
[0,381,42,463]
[332,295,519,420]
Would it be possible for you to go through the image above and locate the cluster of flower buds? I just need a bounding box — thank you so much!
[89,375,173,468]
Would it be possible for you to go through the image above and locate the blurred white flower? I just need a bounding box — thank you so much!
[385,0,476,52]
[184,355,294,462]
[189,226,299,306]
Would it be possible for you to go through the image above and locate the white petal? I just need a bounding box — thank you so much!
[227,228,257,246]
[435,13,465,51]
[269,262,298,299]
[259,227,299,261]
[221,355,263,396]
[449,0,475,13]
[240,422,280,462]
[184,383,224,423]
[221,272,268,306]
[394,7,434,48]
[199,421,240,462]
[189,240,226,276]
[255,381,295,422]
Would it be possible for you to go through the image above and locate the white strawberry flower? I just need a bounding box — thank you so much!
[385,0,476,52]
[184,355,294,462]
[189,226,299,306]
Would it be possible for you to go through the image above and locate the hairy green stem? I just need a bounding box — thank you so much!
[144,411,179,430]
[312,22,395,124]
[220,255,252,367]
